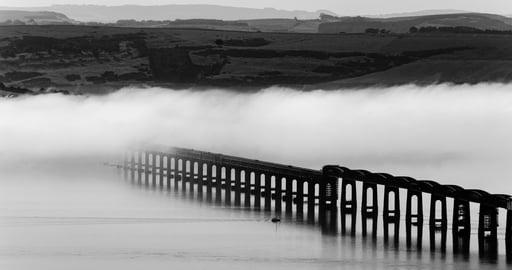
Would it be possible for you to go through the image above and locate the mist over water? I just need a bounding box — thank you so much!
[2,84,512,269]
[1,83,511,193]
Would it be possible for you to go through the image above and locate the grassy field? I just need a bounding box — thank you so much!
[1,25,512,94]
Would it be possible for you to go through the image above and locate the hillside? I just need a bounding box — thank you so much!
[319,13,512,33]
[0,25,511,95]
[0,10,76,25]
[0,4,336,22]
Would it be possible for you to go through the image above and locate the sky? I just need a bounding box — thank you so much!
[1,0,512,16]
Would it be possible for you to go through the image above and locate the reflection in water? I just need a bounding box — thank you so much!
[120,164,511,269]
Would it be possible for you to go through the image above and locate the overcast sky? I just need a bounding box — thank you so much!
[2,0,512,15]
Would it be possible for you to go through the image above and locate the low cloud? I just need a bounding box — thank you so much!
[1,83,511,193]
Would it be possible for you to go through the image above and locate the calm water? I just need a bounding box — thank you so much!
[0,164,510,270]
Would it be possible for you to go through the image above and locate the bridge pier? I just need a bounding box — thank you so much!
[234,169,241,206]
[205,163,212,201]
[264,174,272,211]
[406,190,423,249]
[215,165,222,202]
[296,179,304,219]
[340,178,357,236]
[478,204,498,258]
[244,171,252,207]
[506,210,512,262]
[452,199,471,254]
[166,155,172,187]
[429,195,447,252]
[254,172,261,209]
[285,176,293,214]
[225,168,232,205]
[197,162,204,196]
[361,182,378,238]
[307,181,315,222]
[159,154,164,187]
[383,186,400,243]
[275,176,282,213]
[144,151,150,186]
[151,152,157,186]
[181,160,187,192]
[137,151,142,183]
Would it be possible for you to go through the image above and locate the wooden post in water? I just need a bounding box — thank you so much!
[405,190,423,249]
[429,195,447,252]
[361,182,378,239]
[383,186,400,244]
[452,199,471,254]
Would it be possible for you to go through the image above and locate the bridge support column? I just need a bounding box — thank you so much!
[166,155,172,187]
[225,168,232,205]
[340,178,357,236]
[275,176,282,213]
[151,153,157,186]
[264,174,272,211]
[174,158,180,190]
[215,165,222,202]
[234,169,241,206]
[478,204,498,258]
[405,190,423,249]
[182,160,188,192]
[307,181,315,222]
[197,162,203,197]
[383,186,400,244]
[361,182,378,239]
[429,195,447,252]
[296,180,304,219]
[244,171,252,207]
[129,151,135,182]
[452,199,471,254]
[285,177,293,214]
[159,154,164,187]
[254,172,261,209]
[137,151,142,183]
[205,163,212,201]
[145,151,150,186]
[506,210,512,262]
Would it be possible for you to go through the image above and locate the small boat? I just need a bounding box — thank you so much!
[271,217,281,223]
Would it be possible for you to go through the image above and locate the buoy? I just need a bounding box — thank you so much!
[271,217,281,223]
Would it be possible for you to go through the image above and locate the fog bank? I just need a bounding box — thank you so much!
[1,84,511,193]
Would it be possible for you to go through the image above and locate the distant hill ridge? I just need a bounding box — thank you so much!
[0,10,76,25]
[319,13,512,33]
[0,4,337,22]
